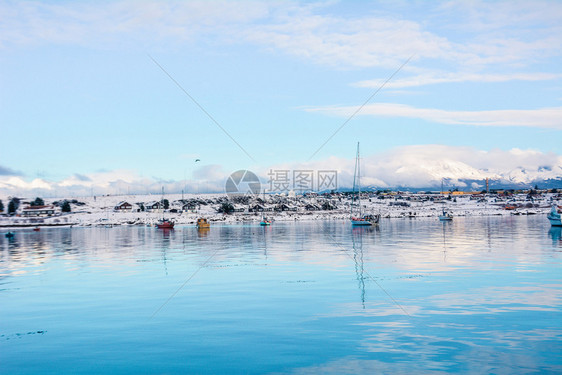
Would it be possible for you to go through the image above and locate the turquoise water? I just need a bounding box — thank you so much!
[1,216,562,374]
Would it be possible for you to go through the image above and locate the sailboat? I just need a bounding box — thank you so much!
[156,187,174,229]
[259,189,272,225]
[350,142,380,226]
[438,179,453,221]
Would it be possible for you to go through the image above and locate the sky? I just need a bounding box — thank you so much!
[1,0,561,197]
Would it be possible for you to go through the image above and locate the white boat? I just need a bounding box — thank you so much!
[438,210,453,221]
[547,205,562,227]
[438,179,453,221]
[350,142,380,226]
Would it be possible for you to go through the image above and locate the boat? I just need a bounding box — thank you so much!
[438,209,453,221]
[547,205,562,227]
[438,179,453,221]
[196,217,210,229]
[350,142,380,226]
[260,217,272,226]
[33,227,40,231]
[156,186,174,229]
[5,232,14,238]
[156,219,174,229]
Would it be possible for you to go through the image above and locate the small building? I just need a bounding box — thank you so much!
[274,203,298,212]
[21,205,58,217]
[232,204,246,213]
[304,203,321,211]
[249,204,265,212]
[145,201,163,211]
[114,201,133,211]
[182,202,198,212]
[321,201,337,210]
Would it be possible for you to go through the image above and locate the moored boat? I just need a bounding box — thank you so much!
[260,217,272,226]
[156,219,174,229]
[156,186,174,229]
[439,210,453,221]
[196,217,210,229]
[351,214,379,226]
[438,179,453,221]
[350,143,380,226]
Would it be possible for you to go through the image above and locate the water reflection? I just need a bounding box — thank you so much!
[196,227,210,238]
[351,227,367,308]
[1,216,561,374]
[549,227,562,246]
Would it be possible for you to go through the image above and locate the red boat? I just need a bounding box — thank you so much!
[155,186,174,229]
[156,219,174,229]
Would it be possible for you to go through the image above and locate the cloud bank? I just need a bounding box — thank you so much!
[1,145,560,198]
[2,0,561,71]
[304,103,562,129]
[353,73,562,89]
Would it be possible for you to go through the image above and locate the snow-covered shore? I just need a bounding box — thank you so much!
[0,191,556,228]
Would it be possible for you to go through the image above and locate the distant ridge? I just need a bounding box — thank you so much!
[332,177,562,194]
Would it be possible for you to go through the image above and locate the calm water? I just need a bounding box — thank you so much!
[1,216,562,374]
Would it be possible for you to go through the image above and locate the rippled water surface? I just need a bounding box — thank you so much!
[2,216,562,374]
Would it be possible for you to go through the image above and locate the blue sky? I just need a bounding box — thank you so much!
[1,0,561,196]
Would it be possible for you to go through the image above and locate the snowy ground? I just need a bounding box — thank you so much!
[0,192,556,228]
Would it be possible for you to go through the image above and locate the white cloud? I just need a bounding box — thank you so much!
[2,1,561,71]
[0,168,229,198]
[304,103,562,129]
[243,1,562,69]
[0,0,269,49]
[353,72,562,89]
[0,177,52,191]
[258,145,562,189]
[192,164,226,181]
[243,13,453,68]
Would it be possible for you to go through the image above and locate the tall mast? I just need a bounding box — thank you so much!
[357,142,362,216]
[441,179,445,214]
[351,143,357,216]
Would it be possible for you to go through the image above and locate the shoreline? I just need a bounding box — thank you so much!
[0,192,556,229]
[0,207,550,229]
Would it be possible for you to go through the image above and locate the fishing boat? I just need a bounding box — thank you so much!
[260,217,272,226]
[547,205,562,227]
[350,142,380,226]
[196,217,210,229]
